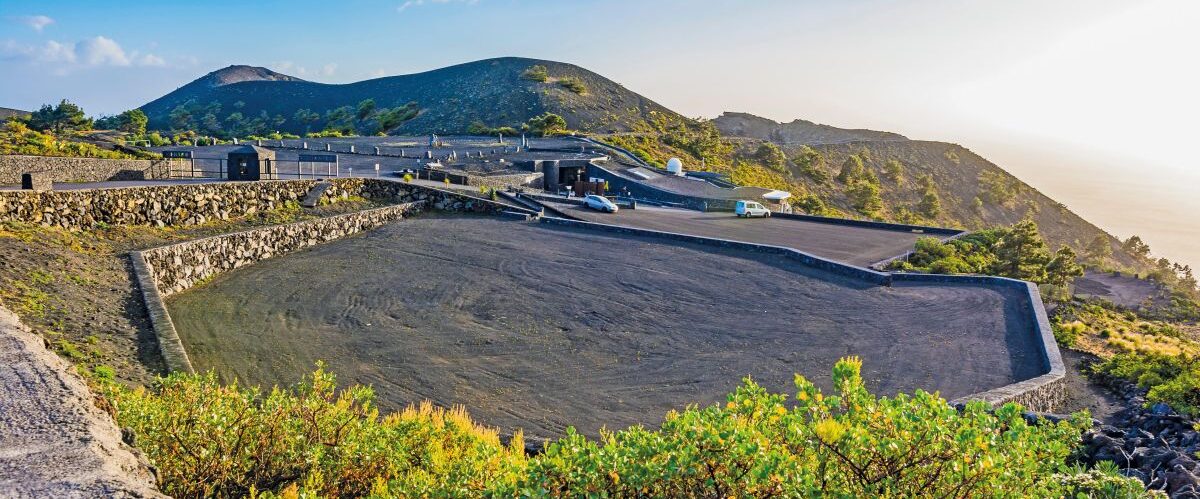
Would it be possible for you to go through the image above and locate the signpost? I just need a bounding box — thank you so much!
[297,153,339,178]
[162,150,194,178]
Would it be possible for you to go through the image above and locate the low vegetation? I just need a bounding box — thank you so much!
[164,99,419,139]
[556,76,587,95]
[520,64,549,82]
[102,358,1146,498]
[0,119,152,160]
[889,218,1084,288]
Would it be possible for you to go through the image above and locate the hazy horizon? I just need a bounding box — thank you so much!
[2,0,1196,268]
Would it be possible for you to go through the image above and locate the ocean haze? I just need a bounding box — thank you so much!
[977,139,1200,271]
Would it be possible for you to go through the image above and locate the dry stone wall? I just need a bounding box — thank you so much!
[0,154,170,185]
[140,201,425,297]
[0,178,518,230]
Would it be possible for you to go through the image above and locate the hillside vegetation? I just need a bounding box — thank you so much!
[138,57,682,137]
[596,112,1143,270]
[103,359,1145,498]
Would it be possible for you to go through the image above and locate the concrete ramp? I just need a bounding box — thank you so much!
[300,181,334,208]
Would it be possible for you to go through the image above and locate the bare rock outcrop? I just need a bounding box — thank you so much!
[0,306,164,498]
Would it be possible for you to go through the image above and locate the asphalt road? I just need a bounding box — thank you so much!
[543,202,931,267]
[167,215,1043,444]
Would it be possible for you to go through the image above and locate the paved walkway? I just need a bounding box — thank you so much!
[0,306,163,498]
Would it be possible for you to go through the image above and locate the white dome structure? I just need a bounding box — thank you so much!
[666,157,684,176]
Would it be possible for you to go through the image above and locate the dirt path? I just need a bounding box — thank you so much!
[0,306,163,498]
[1055,349,1126,423]
[167,215,1045,444]
[1074,270,1161,309]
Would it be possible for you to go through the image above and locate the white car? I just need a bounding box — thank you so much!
[736,200,771,218]
[584,194,619,213]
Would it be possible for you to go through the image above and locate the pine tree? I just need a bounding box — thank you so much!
[1045,245,1085,287]
[991,218,1051,282]
[838,154,865,184]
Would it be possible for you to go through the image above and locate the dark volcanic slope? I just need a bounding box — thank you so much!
[167,216,1042,442]
[140,57,681,135]
[0,107,30,120]
[713,111,907,145]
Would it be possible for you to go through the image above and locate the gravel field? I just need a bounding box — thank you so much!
[167,215,1044,443]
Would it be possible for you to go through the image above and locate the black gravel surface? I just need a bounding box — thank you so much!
[167,215,1044,442]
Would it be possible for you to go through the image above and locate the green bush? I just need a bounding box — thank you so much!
[106,366,526,498]
[1097,352,1200,415]
[520,65,549,82]
[105,358,1147,497]
[557,76,587,95]
[0,120,151,159]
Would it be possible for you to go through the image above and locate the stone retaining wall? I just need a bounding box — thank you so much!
[133,201,425,373]
[141,201,425,297]
[0,154,170,185]
[538,216,1066,412]
[0,178,524,230]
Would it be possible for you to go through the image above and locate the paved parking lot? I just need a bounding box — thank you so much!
[543,202,939,267]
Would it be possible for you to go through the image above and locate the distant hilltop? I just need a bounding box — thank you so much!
[712,111,908,145]
[138,57,682,136]
[0,107,31,120]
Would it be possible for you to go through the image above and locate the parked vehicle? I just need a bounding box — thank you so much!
[584,194,619,213]
[736,200,771,218]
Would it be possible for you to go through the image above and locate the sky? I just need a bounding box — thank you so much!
[1,0,1197,267]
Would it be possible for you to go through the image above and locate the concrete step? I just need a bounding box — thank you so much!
[300,182,333,208]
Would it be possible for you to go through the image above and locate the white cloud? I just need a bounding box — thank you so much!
[136,53,166,67]
[17,15,54,32]
[319,63,337,76]
[1,35,169,69]
[77,36,131,66]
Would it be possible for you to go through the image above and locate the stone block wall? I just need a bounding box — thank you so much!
[0,178,523,230]
[462,172,543,189]
[139,201,424,297]
[0,154,170,185]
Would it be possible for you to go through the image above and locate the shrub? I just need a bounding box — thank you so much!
[837,154,865,183]
[753,142,787,172]
[508,357,1108,497]
[557,76,587,95]
[0,120,151,159]
[520,64,549,82]
[795,145,830,183]
[524,113,567,137]
[1096,352,1200,416]
[105,366,526,498]
[883,159,904,182]
[105,359,1146,497]
[847,179,883,217]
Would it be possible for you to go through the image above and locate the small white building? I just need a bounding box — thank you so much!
[762,190,793,213]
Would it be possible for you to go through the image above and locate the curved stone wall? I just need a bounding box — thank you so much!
[536,216,1066,412]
